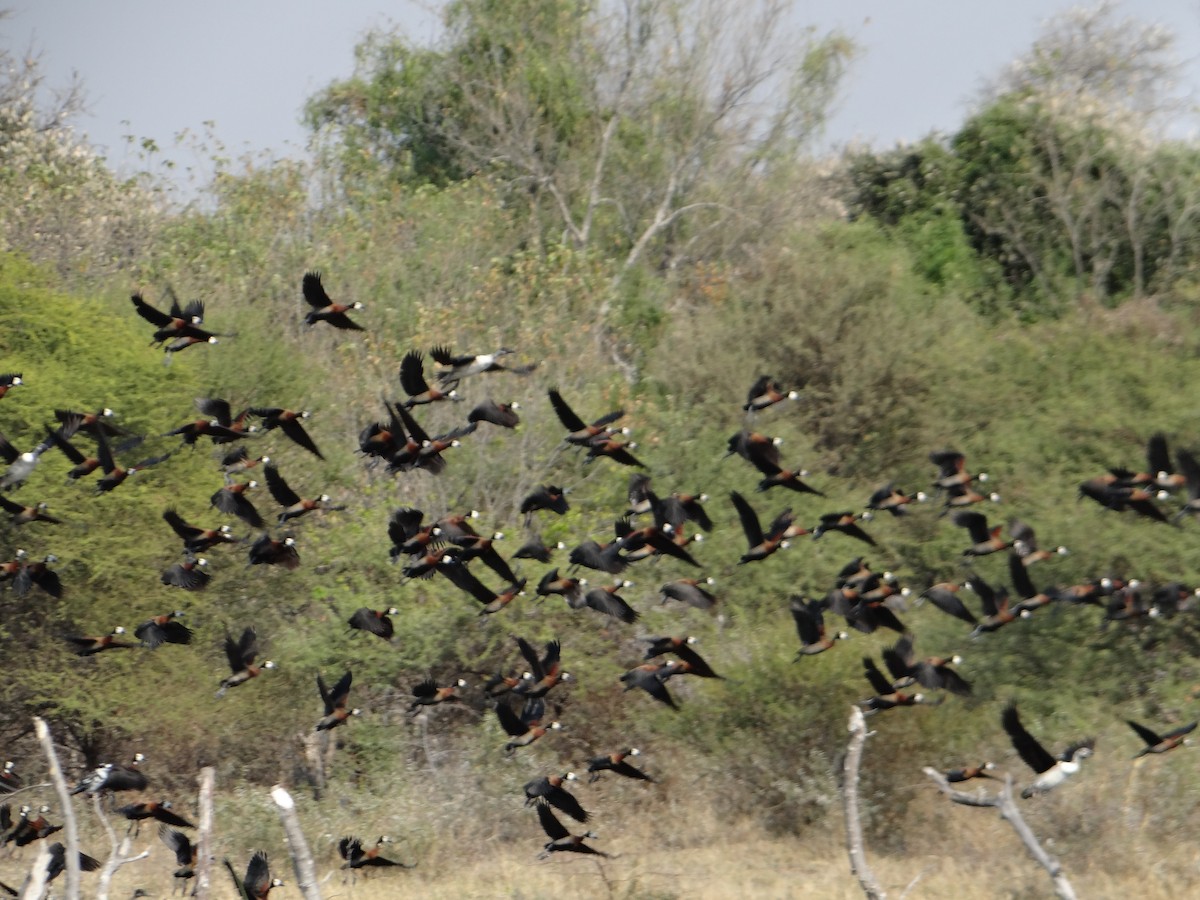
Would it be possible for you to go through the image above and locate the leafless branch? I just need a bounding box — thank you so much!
[33,717,78,899]
[271,785,321,899]
[93,794,149,900]
[843,707,886,900]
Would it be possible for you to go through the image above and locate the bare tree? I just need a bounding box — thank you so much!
[842,707,885,900]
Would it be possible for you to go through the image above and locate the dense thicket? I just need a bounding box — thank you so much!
[3,1,1200,895]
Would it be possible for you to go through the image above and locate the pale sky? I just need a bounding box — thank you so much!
[7,1,1200,181]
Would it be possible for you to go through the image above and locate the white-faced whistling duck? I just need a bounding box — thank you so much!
[160,825,197,892]
[626,473,654,516]
[614,518,700,568]
[789,595,847,658]
[53,407,129,439]
[432,345,536,383]
[442,563,527,617]
[917,582,979,627]
[966,570,1029,637]
[227,850,284,899]
[664,490,713,532]
[535,803,607,858]
[216,627,276,698]
[135,610,192,649]
[408,677,467,714]
[358,404,406,461]
[952,510,1013,557]
[524,772,588,823]
[537,568,588,606]
[483,671,524,698]
[211,480,265,529]
[1104,580,1152,626]
[46,426,108,480]
[1009,518,1068,565]
[195,397,258,442]
[743,375,798,413]
[1078,479,1167,522]
[643,636,722,675]
[620,662,678,710]
[399,349,460,408]
[164,333,219,358]
[316,670,361,731]
[587,747,655,783]
[730,491,791,565]
[302,271,364,331]
[1002,704,1094,798]
[826,575,907,636]
[263,464,343,524]
[813,511,876,547]
[495,696,563,752]
[44,842,101,882]
[161,554,211,590]
[404,547,463,580]
[467,398,521,429]
[944,762,996,783]
[725,428,783,472]
[548,388,625,446]
[221,446,270,477]
[1144,432,1188,492]
[0,373,22,399]
[521,485,570,522]
[249,406,325,460]
[753,459,824,496]
[71,754,149,795]
[866,483,926,516]
[660,577,717,611]
[514,533,565,563]
[1008,551,1055,615]
[64,627,137,656]
[1172,447,1200,522]
[130,291,214,346]
[394,404,476,474]
[1126,719,1196,758]
[584,434,646,468]
[338,835,414,871]
[164,409,247,446]
[929,449,988,491]
[0,761,20,793]
[1150,582,1200,618]
[1,417,80,491]
[348,606,399,641]
[0,494,61,526]
[387,506,433,563]
[116,800,195,835]
[93,427,172,494]
[449,531,518,583]
[10,552,63,598]
[859,657,929,715]
[581,581,639,623]
[567,538,627,575]
[6,804,60,846]
[882,634,971,696]
[163,508,236,553]
[512,638,571,699]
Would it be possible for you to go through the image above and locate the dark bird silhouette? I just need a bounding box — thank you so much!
[249,406,324,459]
[338,835,414,871]
[220,446,270,477]
[387,506,436,562]
[548,388,625,445]
[918,582,978,627]
[586,747,654,783]
[744,375,798,412]
[449,531,518,584]
[399,349,460,407]
[567,538,627,575]
[248,533,300,569]
[44,842,101,883]
[408,677,467,713]
[967,570,1028,637]
[348,606,399,641]
[116,800,194,835]
[536,568,588,606]
[1126,719,1196,758]
[263,464,342,523]
[216,627,275,697]
[63,627,137,656]
[521,485,570,522]
[1078,479,1168,522]
[135,610,192,649]
[1172,447,1200,522]
[660,577,718,611]
[71,755,148,796]
[431,345,535,383]
[1009,518,1069,565]
[524,772,588,823]
[512,637,571,699]
[730,491,792,564]
[753,459,824,496]
[468,398,521,428]
[93,427,172,493]
[866,483,925,516]
[535,804,606,858]
[302,271,364,330]
[881,634,971,696]
[789,595,847,658]
[7,551,63,598]
[813,511,876,547]
[859,656,928,714]
[494,696,562,752]
[163,508,237,553]
[130,291,215,346]
[54,407,129,438]
[160,825,198,892]
[439,560,525,616]
[228,850,284,899]
[317,671,361,731]
[0,494,61,526]
[211,480,265,528]
[725,429,783,471]
[643,636,723,678]
[953,510,1013,557]
[580,581,639,623]
[161,554,211,590]
[585,435,646,468]
[930,449,988,490]
[513,532,565,563]
[1002,704,1094,798]
[620,662,678,710]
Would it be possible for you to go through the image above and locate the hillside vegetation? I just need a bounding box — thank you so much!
[2,2,1200,897]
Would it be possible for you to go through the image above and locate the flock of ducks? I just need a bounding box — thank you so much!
[0,273,1197,894]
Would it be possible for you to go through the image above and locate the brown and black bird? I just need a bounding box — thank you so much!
[338,835,413,871]
[881,634,971,696]
[160,825,198,891]
[228,850,284,899]
[116,800,194,835]
[161,554,211,590]
[586,747,654,783]
[248,533,300,569]
[135,610,192,649]
[789,595,847,658]
[0,495,61,526]
[93,427,172,493]
[131,291,215,346]
[743,375,798,413]
[399,349,460,407]
[620,662,678,710]
[524,772,588,823]
[408,677,467,714]
[211,480,265,528]
[250,406,324,459]
[163,508,237,553]
[548,388,625,445]
[1126,719,1196,758]
[263,464,342,524]
[468,398,521,429]
[316,671,361,731]
[494,696,562,752]
[512,637,571,699]
[216,627,275,697]
[535,803,606,858]
[348,606,399,641]
[63,627,137,656]
[302,271,364,330]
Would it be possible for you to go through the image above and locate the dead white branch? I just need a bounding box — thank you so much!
[843,707,886,900]
[271,785,321,899]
